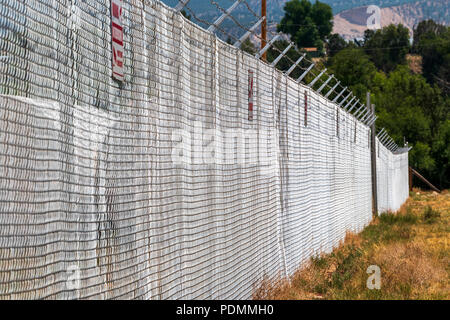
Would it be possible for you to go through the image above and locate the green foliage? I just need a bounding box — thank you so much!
[327,47,378,102]
[374,66,434,135]
[240,38,257,55]
[277,0,332,53]
[412,19,447,53]
[310,1,333,40]
[410,142,435,173]
[411,21,450,188]
[361,210,418,244]
[378,210,418,225]
[266,40,304,78]
[326,33,348,57]
[373,66,445,176]
[432,119,450,188]
[414,21,450,95]
[180,9,191,21]
[311,255,328,269]
[363,24,411,73]
[328,24,449,189]
[330,246,362,290]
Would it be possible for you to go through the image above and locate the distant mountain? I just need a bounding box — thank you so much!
[162,1,422,18]
[161,0,449,41]
[334,0,450,40]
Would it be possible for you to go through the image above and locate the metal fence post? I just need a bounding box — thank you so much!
[370,97,378,218]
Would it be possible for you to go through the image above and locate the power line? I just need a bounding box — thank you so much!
[326,39,450,53]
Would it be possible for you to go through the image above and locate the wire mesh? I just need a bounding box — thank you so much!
[0,0,409,299]
[376,140,409,213]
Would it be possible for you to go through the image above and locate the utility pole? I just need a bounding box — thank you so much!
[369,92,378,218]
[261,0,267,61]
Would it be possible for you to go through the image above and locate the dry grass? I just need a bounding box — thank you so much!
[373,242,447,298]
[253,190,450,300]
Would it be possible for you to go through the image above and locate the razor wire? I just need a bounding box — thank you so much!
[193,0,377,127]
[0,0,409,300]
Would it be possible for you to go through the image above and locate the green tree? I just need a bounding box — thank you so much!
[311,0,333,40]
[409,142,435,175]
[266,40,303,78]
[412,19,447,53]
[432,119,450,188]
[240,38,257,55]
[327,47,379,102]
[180,9,191,21]
[277,0,332,53]
[373,66,448,182]
[414,21,450,95]
[326,33,348,57]
[326,24,449,189]
[364,24,411,73]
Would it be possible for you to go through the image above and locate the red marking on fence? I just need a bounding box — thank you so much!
[248,70,254,121]
[304,91,308,126]
[111,0,124,81]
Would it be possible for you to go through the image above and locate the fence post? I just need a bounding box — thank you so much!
[409,167,413,191]
[369,94,378,218]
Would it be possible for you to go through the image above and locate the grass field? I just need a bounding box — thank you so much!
[254,189,450,300]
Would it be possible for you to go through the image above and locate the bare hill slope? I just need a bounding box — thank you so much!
[333,0,450,40]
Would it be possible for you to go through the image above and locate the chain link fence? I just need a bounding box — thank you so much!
[0,0,408,299]
[376,142,409,213]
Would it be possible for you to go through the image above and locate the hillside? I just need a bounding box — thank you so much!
[162,0,448,42]
[334,0,450,40]
[162,1,420,18]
